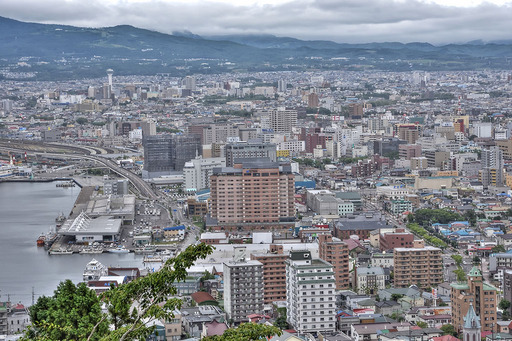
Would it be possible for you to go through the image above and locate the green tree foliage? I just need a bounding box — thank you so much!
[499,299,511,311]
[391,294,404,301]
[492,245,506,253]
[451,255,463,267]
[407,223,448,248]
[22,280,109,341]
[412,209,463,226]
[416,321,428,328]
[76,117,88,125]
[23,243,214,341]
[454,268,467,282]
[472,256,481,265]
[203,323,281,341]
[440,324,457,336]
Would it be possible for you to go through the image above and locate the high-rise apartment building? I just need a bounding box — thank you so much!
[286,250,336,335]
[348,103,363,119]
[209,160,295,226]
[270,108,297,134]
[482,146,504,168]
[393,244,443,289]
[396,124,421,144]
[223,259,263,323]
[250,245,288,304]
[480,146,505,187]
[183,156,226,191]
[224,141,277,167]
[142,134,201,178]
[451,267,497,333]
[318,234,349,290]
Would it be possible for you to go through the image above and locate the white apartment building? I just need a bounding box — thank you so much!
[183,156,226,191]
[286,250,336,335]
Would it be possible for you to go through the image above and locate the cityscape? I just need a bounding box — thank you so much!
[2,2,512,340]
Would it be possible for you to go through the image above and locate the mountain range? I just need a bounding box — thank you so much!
[1,16,512,80]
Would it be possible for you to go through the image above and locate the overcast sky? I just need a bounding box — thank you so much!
[2,0,512,44]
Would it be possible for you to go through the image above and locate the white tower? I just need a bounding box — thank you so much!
[106,69,114,88]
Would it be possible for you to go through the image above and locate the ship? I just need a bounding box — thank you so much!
[79,247,103,254]
[134,245,157,254]
[83,259,108,282]
[49,248,73,255]
[55,213,66,227]
[36,234,45,247]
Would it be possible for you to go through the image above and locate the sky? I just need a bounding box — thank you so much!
[1,0,512,44]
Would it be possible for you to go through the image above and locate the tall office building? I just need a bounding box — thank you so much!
[225,141,277,167]
[209,159,295,225]
[308,93,319,108]
[270,108,297,134]
[318,234,349,290]
[142,134,201,178]
[393,244,443,289]
[140,119,157,137]
[181,76,196,91]
[223,258,263,323]
[482,146,504,168]
[277,79,287,93]
[286,250,336,335]
[397,124,421,144]
[451,267,497,333]
[480,146,505,186]
[348,103,363,119]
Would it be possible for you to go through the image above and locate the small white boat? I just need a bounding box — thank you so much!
[109,246,130,254]
[49,248,73,255]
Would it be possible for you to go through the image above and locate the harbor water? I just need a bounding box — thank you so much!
[0,182,144,305]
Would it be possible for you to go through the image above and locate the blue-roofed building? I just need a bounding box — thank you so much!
[163,225,186,240]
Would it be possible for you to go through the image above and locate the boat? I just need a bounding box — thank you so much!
[83,259,108,281]
[55,213,66,227]
[134,245,157,254]
[36,234,46,247]
[44,232,58,250]
[143,255,163,263]
[109,246,130,254]
[79,247,103,254]
[49,248,73,255]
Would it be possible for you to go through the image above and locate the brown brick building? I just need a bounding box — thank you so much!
[393,244,443,289]
[379,229,414,251]
[209,160,295,228]
[318,234,350,289]
[451,266,498,333]
[250,245,288,304]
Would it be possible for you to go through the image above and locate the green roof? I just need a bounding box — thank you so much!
[483,283,498,291]
[468,266,482,277]
[450,282,469,290]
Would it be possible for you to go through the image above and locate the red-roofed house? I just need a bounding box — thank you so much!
[191,291,218,306]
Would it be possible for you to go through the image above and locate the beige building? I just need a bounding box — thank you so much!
[209,160,295,226]
[393,244,443,289]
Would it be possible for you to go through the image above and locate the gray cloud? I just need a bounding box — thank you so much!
[1,0,512,44]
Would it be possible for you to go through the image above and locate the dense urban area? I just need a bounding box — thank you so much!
[2,67,512,341]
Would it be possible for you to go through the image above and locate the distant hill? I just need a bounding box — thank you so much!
[1,16,512,80]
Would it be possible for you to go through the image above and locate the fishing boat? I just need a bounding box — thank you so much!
[49,248,73,255]
[109,246,130,254]
[79,247,103,254]
[134,245,157,254]
[55,213,66,227]
[36,234,46,247]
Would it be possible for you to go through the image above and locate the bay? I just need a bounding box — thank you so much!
[0,182,144,305]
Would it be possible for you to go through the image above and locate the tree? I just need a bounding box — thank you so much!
[472,256,481,265]
[454,268,467,282]
[390,311,405,322]
[391,294,404,302]
[203,323,281,341]
[23,243,214,341]
[499,299,511,312]
[440,324,457,336]
[22,280,109,341]
[416,321,428,328]
[492,245,506,253]
[76,117,88,125]
[451,254,463,267]
[274,315,289,329]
